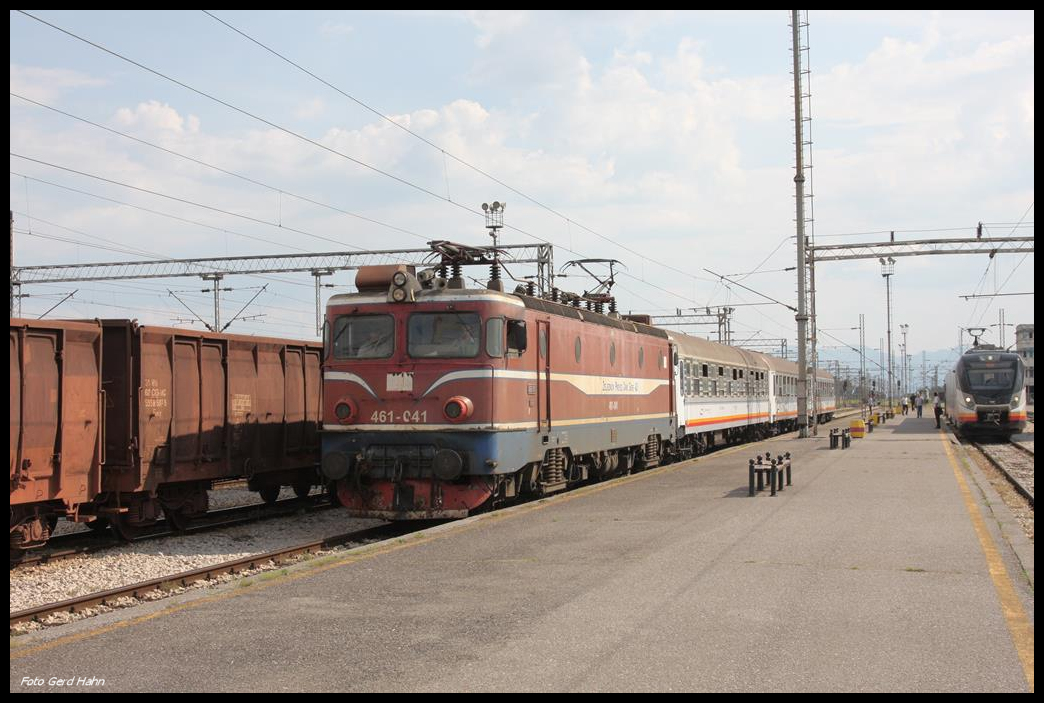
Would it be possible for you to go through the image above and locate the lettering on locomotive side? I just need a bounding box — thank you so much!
[601,379,639,394]
[370,409,428,424]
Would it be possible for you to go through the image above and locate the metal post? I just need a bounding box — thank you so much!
[900,323,909,401]
[312,269,335,337]
[859,313,866,418]
[792,10,810,438]
[202,273,224,331]
[881,257,895,410]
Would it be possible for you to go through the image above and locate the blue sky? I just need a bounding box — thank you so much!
[9,10,1035,379]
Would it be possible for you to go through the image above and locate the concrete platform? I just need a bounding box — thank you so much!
[10,416,1034,692]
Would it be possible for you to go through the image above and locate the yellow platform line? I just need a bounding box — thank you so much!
[940,430,1034,692]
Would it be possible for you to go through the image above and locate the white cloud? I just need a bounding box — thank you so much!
[9,64,106,103]
[114,101,200,134]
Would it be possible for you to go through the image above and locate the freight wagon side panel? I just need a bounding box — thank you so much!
[256,344,285,465]
[305,348,321,450]
[139,330,174,486]
[60,329,103,506]
[10,330,21,486]
[173,340,201,464]
[228,343,258,465]
[284,347,305,454]
[10,321,102,513]
[201,342,226,461]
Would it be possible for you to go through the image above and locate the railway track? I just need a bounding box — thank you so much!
[11,495,335,570]
[972,439,1034,506]
[11,521,434,628]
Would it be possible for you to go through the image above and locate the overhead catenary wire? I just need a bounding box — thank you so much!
[200,10,715,291]
[13,9,726,317]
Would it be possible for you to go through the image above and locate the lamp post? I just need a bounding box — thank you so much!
[899,323,909,400]
[880,257,896,410]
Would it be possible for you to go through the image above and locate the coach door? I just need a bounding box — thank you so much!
[537,320,551,433]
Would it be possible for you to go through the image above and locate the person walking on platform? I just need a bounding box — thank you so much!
[902,395,909,415]
[915,393,924,418]
[933,393,943,428]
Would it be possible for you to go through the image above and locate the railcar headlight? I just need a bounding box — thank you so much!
[1010,395,1020,407]
[443,396,474,422]
[391,287,407,302]
[964,396,973,405]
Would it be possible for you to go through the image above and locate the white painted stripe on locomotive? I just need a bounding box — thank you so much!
[327,292,526,308]
[323,371,378,398]
[420,368,670,398]
[322,411,671,433]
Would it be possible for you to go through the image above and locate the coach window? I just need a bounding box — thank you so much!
[702,364,709,377]
[506,319,527,356]
[486,318,504,358]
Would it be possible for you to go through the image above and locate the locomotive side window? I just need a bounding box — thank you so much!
[506,319,527,355]
[638,347,645,369]
[408,312,481,358]
[609,342,616,367]
[538,327,548,359]
[332,314,394,359]
[486,318,504,358]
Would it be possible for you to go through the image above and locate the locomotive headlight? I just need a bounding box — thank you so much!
[1011,395,1020,407]
[443,396,474,422]
[335,399,357,423]
[964,396,973,405]
[391,287,407,302]
[392,271,408,286]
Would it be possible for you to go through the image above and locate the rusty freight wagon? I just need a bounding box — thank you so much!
[10,318,323,552]
[10,319,104,555]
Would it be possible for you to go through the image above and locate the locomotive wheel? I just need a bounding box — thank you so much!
[292,481,312,499]
[259,486,281,505]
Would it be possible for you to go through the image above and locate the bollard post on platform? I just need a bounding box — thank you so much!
[770,458,778,496]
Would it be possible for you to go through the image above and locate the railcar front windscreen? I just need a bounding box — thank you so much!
[957,356,1023,402]
[332,314,395,359]
[407,312,481,358]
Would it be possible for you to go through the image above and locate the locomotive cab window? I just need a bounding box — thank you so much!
[486,318,504,358]
[408,312,481,358]
[506,319,527,356]
[332,314,394,359]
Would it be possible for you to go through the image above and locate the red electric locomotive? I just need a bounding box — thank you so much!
[320,259,674,519]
